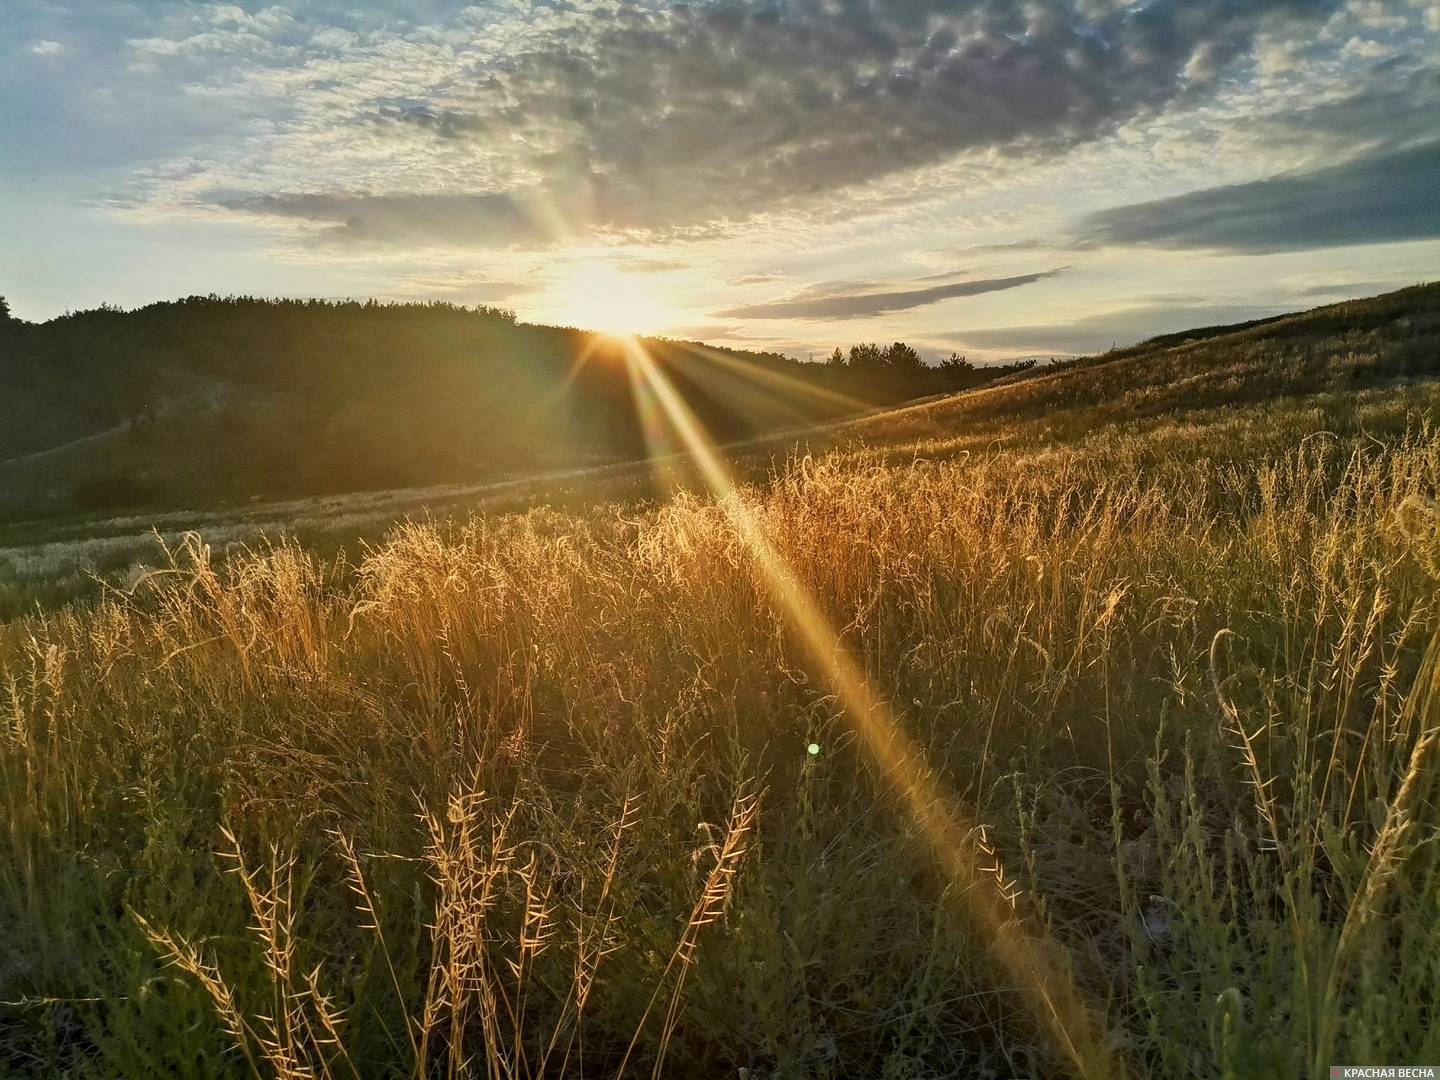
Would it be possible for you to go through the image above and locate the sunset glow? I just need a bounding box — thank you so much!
[538,263,679,338]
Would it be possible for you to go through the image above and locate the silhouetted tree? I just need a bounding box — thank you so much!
[848,343,887,369]
[880,342,926,397]
[884,342,924,373]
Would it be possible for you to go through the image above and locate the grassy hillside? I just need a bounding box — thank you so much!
[3,285,1440,1077]
[841,281,1440,445]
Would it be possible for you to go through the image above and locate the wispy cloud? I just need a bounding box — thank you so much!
[219,192,551,248]
[1295,279,1405,297]
[728,272,786,287]
[614,256,691,274]
[716,270,1065,320]
[386,269,525,302]
[914,239,1062,260]
[666,323,753,341]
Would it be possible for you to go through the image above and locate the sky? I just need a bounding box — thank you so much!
[2,0,1438,360]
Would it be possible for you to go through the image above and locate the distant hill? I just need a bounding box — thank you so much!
[833,282,1440,453]
[0,297,1025,521]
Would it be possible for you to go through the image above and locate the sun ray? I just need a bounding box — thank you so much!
[624,338,693,492]
[561,333,608,393]
[512,186,582,247]
[621,336,1119,1079]
[498,332,611,451]
[669,339,877,417]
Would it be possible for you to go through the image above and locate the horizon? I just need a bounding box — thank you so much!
[3,1,1439,360]
[7,284,1406,368]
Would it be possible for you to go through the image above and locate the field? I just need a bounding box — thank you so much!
[4,287,1440,1077]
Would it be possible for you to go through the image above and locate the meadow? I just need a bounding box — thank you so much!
[3,289,1440,1077]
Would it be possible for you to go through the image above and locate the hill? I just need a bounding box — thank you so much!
[3,283,1440,1076]
[832,281,1440,450]
[0,297,1028,521]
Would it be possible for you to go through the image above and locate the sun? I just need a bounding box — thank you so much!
[541,262,676,337]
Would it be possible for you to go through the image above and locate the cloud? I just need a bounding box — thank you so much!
[1219,65,1440,163]
[613,256,690,274]
[386,269,525,302]
[219,191,552,247]
[1340,35,1393,59]
[925,239,1060,258]
[957,302,1292,354]
[665,323,753,341]
[716,269,1065,320]
[1344,0,1410,31]
[1078,139,1440,253]
[1295,280,1404,297]
[29,39,63,56]
[203,0,1338,246]
[374,104,486,142]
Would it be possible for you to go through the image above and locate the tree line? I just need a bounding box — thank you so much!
[822,341,1033,400]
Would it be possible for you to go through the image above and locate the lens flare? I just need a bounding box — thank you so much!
[620,336,1119,1078]
[670,339,876,418]
[540,263,676,337]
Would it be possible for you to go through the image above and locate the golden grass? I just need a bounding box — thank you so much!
[3,388,1440,1076]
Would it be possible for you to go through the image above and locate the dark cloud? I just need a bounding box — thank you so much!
[957,302,1290,354]
[615,256,690,274]
[783,279,892,300]
[1078,140,1440,253]
[220,191,550,246]
[918,239,1060,259]
[716,269,1064,320]
[225,0,1336,246]
[1297,280,1405,298]
[375,103,487,141]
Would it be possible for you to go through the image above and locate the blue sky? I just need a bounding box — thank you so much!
[2,0,1437,358]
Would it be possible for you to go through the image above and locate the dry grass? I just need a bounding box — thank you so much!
[3,366,1440,1075]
